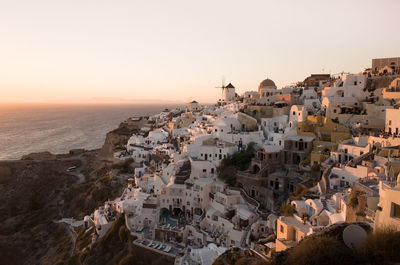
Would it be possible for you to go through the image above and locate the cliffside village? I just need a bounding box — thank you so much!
[86,57,400,264]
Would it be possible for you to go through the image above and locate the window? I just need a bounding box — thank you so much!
[203,169,207,173]
[389,120,392,125]
[280,225,284,233]
[391,203,400,219]
[211,168,215,174]
[293,111,296,115]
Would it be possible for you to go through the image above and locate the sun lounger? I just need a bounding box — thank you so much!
[164,245,171,252]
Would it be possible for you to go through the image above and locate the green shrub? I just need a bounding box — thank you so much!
[280,203,296,217]
[311,163,320,172]
[361,227,400,265]
[118,253,135,265]
[218,142,256,186]
[68,254,80,265]
[235,257,250,265]
[118,225,128,243]
[285,237,356,265]
[95,164,109,178]
[350,196,359,208]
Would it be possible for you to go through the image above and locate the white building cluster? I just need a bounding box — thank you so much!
[86,57,400,263]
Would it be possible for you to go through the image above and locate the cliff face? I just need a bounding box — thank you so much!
[0,118,145,264]
[21,151,57,160]
[99,121,142,160]
[0,159,78,265]
[0,149,130,264]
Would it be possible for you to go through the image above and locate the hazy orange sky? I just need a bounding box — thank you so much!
[1,0,399,104]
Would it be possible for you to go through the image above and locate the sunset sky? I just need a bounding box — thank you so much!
[1,0,399,104]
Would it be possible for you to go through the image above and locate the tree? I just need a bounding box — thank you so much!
[280,202,296,217]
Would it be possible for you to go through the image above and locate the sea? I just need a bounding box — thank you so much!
[0,103,182,160]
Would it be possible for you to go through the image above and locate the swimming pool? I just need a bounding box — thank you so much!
[160,209,178,226]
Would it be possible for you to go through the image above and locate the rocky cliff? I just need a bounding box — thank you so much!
[99,120,144,160]
[0,120,139,265]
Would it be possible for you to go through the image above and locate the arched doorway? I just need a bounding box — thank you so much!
[253,164,260,174]
[173,207,182,217]
[160,208,170,224]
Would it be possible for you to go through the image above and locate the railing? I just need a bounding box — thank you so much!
[346,150,373,167]
[365,207,376,222]
[229,187,260,210]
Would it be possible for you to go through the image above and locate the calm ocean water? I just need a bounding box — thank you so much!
[0,103,181,160]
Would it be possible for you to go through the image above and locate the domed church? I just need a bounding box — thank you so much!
[258,78,277,98]
[258,79,277,93]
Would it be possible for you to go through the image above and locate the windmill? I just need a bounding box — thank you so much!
[215,76,226,99]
